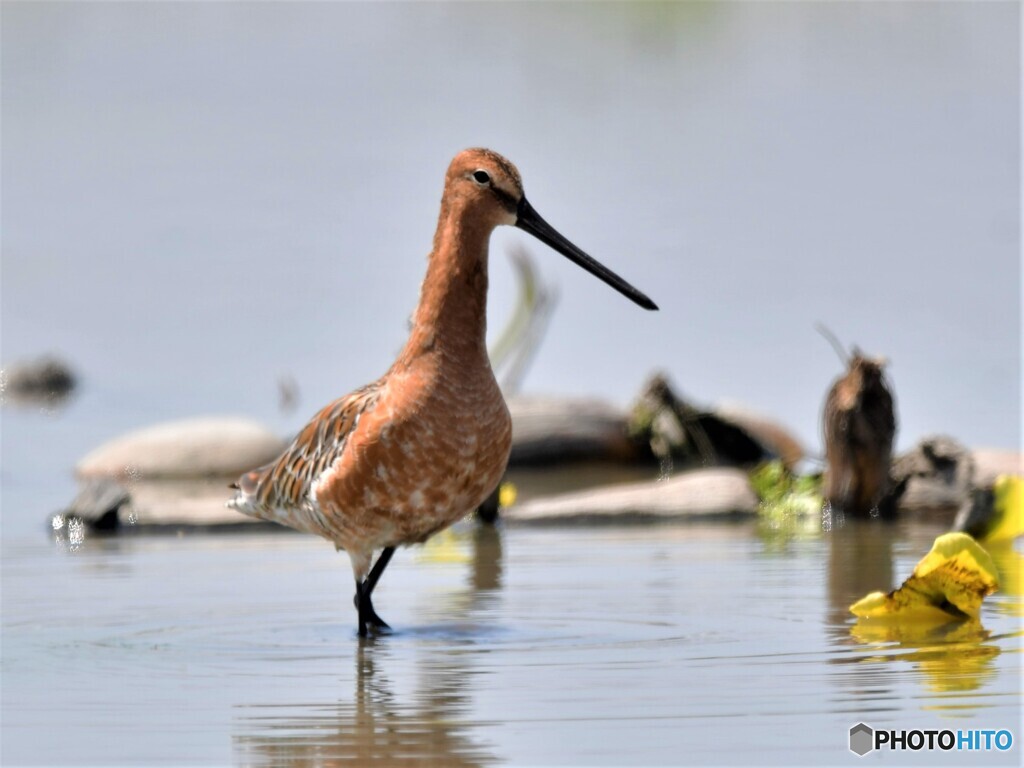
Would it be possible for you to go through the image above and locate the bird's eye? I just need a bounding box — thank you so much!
[472,170,491,185]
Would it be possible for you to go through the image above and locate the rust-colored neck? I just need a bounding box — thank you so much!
[397,194,493,367]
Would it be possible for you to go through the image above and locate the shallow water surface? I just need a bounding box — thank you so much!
[2,521,1020,766]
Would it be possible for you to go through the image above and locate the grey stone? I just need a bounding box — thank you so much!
[76,416,287,481]
[891,435,974,512]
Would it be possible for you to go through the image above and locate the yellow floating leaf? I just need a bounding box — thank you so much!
[985,475,1023,543]
[498,481,518,509]
[849,533,999,621]
[850,590,957,622]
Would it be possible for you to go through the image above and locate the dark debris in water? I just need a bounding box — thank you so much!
[628,373,774,469]
[2,355,77,408]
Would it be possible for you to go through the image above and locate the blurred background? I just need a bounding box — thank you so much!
[3,2,1019,502]
[3,7,1020,765]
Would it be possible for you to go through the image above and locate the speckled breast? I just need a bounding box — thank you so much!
[313,361,512,551]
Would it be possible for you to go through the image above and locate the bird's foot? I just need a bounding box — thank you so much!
[354,585,391,638]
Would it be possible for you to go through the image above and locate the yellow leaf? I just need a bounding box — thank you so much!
[849,533,999,621]
[985,475,1023,543]
[498,481,518,509]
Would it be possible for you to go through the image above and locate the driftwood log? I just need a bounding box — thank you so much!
[507,396,639,466]
[503,467,758,524]
[627,374,799,470]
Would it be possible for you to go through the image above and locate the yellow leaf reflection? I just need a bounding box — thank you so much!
[850,619,1001,695]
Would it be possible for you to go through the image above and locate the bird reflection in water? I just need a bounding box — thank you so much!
[233,525,504,766]
[825,517,895,629]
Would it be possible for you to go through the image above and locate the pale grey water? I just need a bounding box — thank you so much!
[3,510,1022,766]
[2,3,1022,767]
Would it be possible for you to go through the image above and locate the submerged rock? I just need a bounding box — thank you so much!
[503,468,757,524]
[76,416,287,481]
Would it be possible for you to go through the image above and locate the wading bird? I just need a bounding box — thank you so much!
[229,148,657,636]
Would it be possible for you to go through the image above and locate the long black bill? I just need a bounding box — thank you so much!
[515,197,658,311]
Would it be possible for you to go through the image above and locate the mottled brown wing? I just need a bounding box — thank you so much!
[243,382,382,512]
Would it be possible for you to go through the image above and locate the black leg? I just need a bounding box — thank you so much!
[354,580,391,637]
[354,580,367,637]
[365,546,396,595]
[353,547,396,637]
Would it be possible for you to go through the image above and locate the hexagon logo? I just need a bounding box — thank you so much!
[849,723,874,756]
